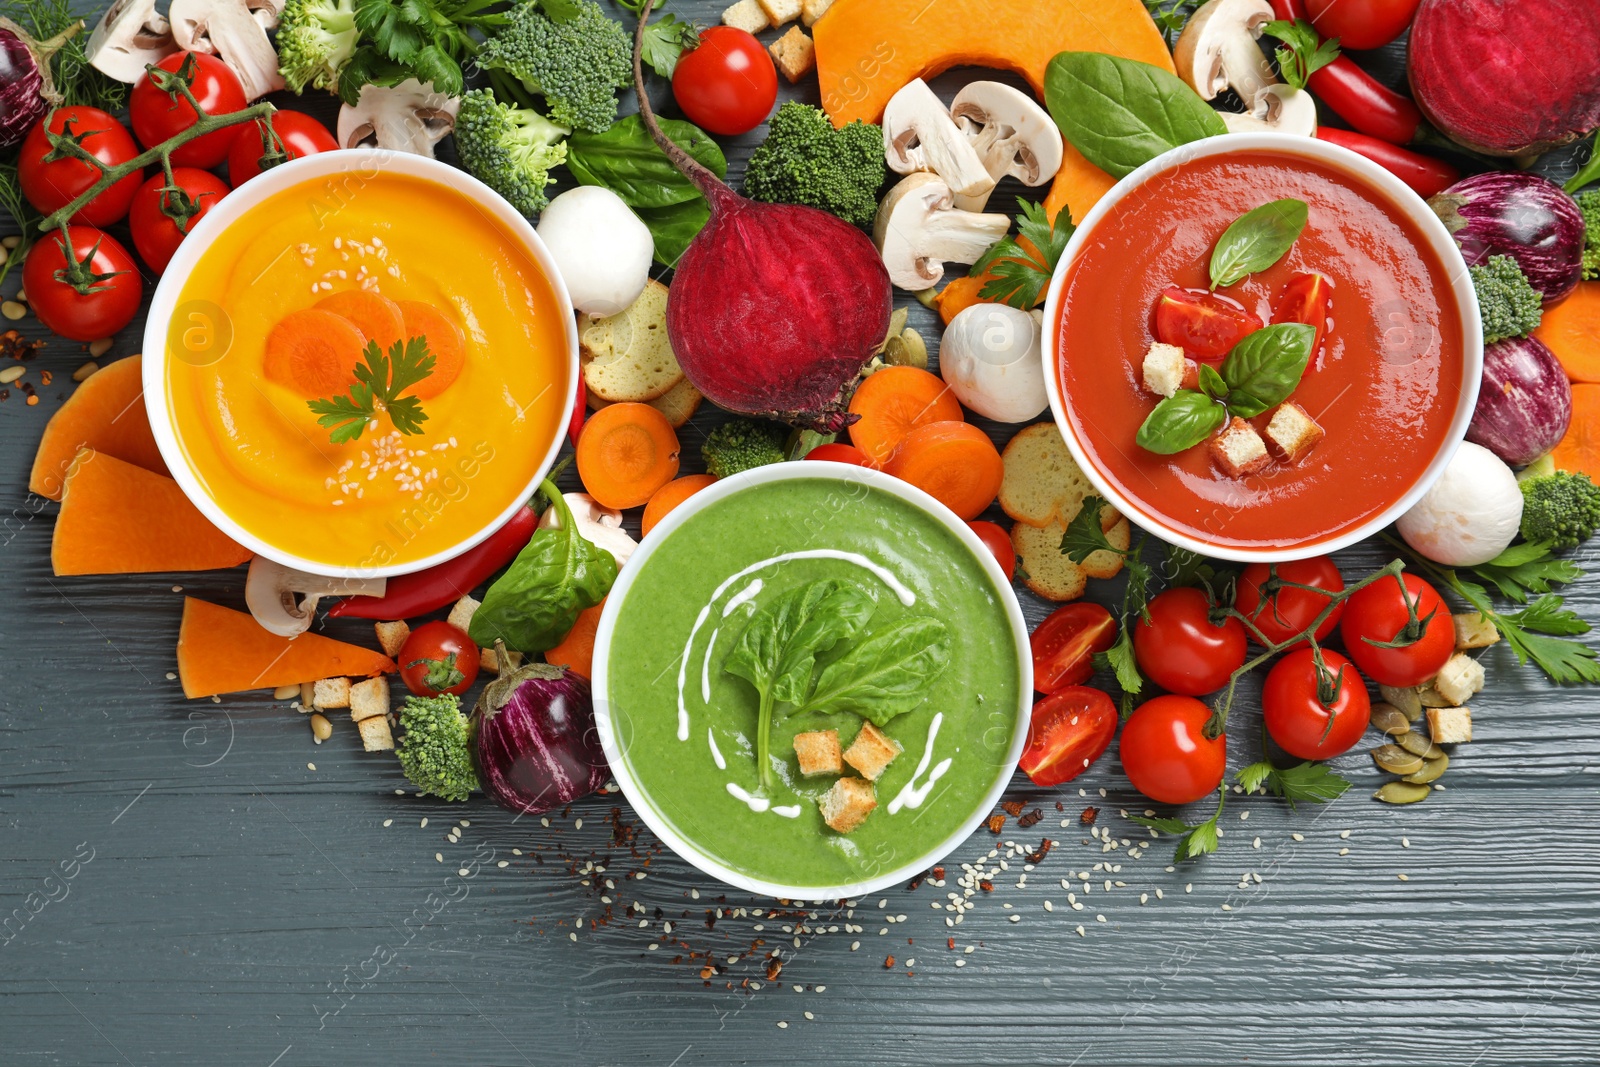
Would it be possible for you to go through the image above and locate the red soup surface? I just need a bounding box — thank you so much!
[1054,149,1465,552]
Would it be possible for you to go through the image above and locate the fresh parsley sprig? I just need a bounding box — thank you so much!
[1141,0,1201,46]
[1131,785,1224,861]
[1061,499,1149,715]
[1263,18,1341,91]
[967,200,1075,310]
[307,336,436,444]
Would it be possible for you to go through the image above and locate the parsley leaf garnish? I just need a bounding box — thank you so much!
[307,336,436,444]
[639,13,701,78]
[1141,0,1200,45]
[968,201,1075,310]
[1263,18,1341,90]
[1065,497,1151,711]
[1238,759,1351,807]
[1131,786,1224,862]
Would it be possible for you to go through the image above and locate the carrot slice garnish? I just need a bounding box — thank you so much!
[848,366,964,465]
[1533,282,1600,384]
[884,420,1005,520]
[263,309,365,398]
[396,300,465,399]
[642,473,718,536]
[576,402,681,510]
[316,290,406,353]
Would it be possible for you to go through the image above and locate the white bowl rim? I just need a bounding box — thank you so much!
[142,149,578,579]
[590,461,1034,901]
[1040,132,1483,564]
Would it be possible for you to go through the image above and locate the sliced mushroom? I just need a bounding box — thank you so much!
[881,79,996,206]
[86,0,178,83]
[169,0,285,100]
[538,493,637,568]
[1174,0,1277,104]
[246,0,286,31]
[873,172,1011,292]
[338,80,462,157]
[245,557,386,638]
[949,81,1064,211]
[1219,84,1319,136]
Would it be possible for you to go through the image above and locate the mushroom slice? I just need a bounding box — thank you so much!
[338,80,462,157]
[86,0,178,83]
[168,0,285,100]
[1174,0,1278,104]
[245,557,387,638]
[1219,84,1319,136]
[246,0,287,31]
[538,492,638,568]
[872,172,1011,292]
[880,79,996,206]
[949,81,1064,211]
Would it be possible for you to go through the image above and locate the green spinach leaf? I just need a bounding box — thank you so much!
[1135,390,1228,454]
[1219,322,1315,417]
[800,616,952,725]
[635,198,710,268]
[1043,52,1226,179]
[1209,199,1308,288]
[565,115,727,210]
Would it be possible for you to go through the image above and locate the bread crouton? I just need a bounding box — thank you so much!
[1453,612,1500,650]
[721,0,769,32]
[313,677,351,709]
[374,620,410,658]
[357,714,394,752]
[819,776,876,833]
[1010,508,1129,601]
[1432,652,1485,706]
[843,722,903,781]
[580,280,684,403]
[349,677,390,722]
[480,645,524,674]
[769,25,815,83]
[794,729,843,777]
[447,595,479,634]
[1264,401,1324,464]
[1209,416,1270,478]
[589,376,704,429]
[1141,342,1186,398]
[800,0,832,25]
[755,0,801,27]
[1427,705,1472,745]
[999,422,1096,528]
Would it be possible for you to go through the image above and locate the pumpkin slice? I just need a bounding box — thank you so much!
[176,597,397,699]
[30,355,167,501]
[53,450,252,576]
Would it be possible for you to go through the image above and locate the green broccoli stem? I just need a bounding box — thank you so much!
[630,4,731,208]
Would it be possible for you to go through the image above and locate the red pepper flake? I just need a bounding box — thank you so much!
[1055,801,1064,811]
[883,955,895,969]
[1026,838,1054,865]
[986,814,1005,834]
[1080,805,1100,825]
[38,369,51,386]
[1017,808,1044,829]
[766,959,783,982]
[999,799,1025,817]
[905,871,926,891]
[978,879,993,893]
[932,866,945,880]
[946,937,956,950]
[699,965,715,980]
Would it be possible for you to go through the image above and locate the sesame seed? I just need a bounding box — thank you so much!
[1221,904,1232,911]
[1398,874,1409,881]
[1291,832,1304,842]
[777,1022,787,1029]
[1340,829,1351,839]
[1043,901,1054,912]
[1339,847,1350,856]
[1076,925,1086,937]
[383,819,392,827]
[420,818,428,828]
[307,763,316,771]
[1252,837,1261,849]
[498,861,509,868]
[458,868,469,876]
[1401,837,1411,848]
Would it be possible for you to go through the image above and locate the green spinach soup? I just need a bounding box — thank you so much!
[603,475,1024,890]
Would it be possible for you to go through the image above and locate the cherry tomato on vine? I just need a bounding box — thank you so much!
[1262,648,1371,760]
[807,442,875,467]
[1154,286,1263,361]
[129,168,230,273]
[1272,272,1333,365]
[22,227,142,341]
[966,520,1015,581]
[1018,686,1118,787]
[1031,602,1115,693]
[671,27,777,136]
[398,621,480,698]
[1132,586,1247,696]
[130,52,247,168]
[1338,572,1454,687]
[1119,695,1226,805]
[1234,555,1345,648]
[227,110,338,187]
[18,107,143,226]
[1305,0,1421,51]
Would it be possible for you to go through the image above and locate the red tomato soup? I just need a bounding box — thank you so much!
[1054,149,1465,551]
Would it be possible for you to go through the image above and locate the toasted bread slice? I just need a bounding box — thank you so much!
[756,0,801,26]
[349,677,390,722]
[999,423,1096,528]
[589,375,704,429]
[374,620,410,658]
[1011,507,1129,601]
[580,280,684,403]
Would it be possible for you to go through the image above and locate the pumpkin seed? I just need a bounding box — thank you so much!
[1374,781,1431,805]
[1396,730,1444,759]
[1369,703,1410,736]
[1417,685,1453,708]
[1403,754,1449,784]
[1379,685,1423,721]
[893,328,929,369]
[1371,744,1424,775]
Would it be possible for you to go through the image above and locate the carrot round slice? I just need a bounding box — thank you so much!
[263,309,365,398]
[885,420,1004,521]
[848,366,963,464]
[1533,282,1600,383]
[316,290,405,353]
[1552,383,1600,480]
[396,300,466,399]
[642,473,718,536]
[576,402,681,510]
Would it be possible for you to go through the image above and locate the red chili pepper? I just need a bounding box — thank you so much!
[1314,128,1460,199]
[1270,0,1424,145]
[568,375,586,447]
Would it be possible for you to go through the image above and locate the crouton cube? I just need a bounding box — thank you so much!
[800,0,832,25]
[1141,342,1186,398]
[349,677,390,722]
[357,714,394,752]
[480,645,524,674]
[794,729,843,777]
[756,0,801,26]
[374,620,410,658]
[1427,705,1472,745]
[447,595,479,634]
[1432,652,1485,706]
[1209,416,1270,478]
[769,25,815,83]
[313,677,351,709]
[843,721,903,781]
[1264,401,1325,464]
[272,683,301,701]
[819,776,877,833]
[722,0,769,32]
[1453,612,1500,650]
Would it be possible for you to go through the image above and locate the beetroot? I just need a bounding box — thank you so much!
[630,9,891,431]
[1430,172,1587,307]
[1408,0,1600,157]
[1467,336,1572,467]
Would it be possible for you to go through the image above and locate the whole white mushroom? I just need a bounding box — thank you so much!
[938,303,1049,423]
[1398,442,1523,566]
[536,187,653,319]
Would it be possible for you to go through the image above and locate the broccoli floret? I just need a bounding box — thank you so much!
[1520,469,1600,550]
[1470,254,1543,344]
[395,693,477,802]
[1578,189,1600,282]
[474,0,632,135]
[702,419,788,479]
[276,0,359,94]
[742,103,887,230]
[454,89,569,216]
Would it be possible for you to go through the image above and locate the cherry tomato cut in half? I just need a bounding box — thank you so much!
[398,621,480,698]
[806,442,874,467]
[1262,648,1371,761]
[1154,286,1263,361]
[1031,602,1115,694]
[1120,695,1227,805]
[1272,272,1333,366]
[1132,587,1247,696]
[1018,686,1118,788]
[1233,555,1345,648]
[671,27,777,136]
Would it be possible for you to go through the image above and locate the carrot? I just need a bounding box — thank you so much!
[176,597,395,699]
[545,598,605,679]
[263,309,365,398]
[1533,282,1600,383]
[642,473,718,536]
[316,290,406,353]
[396,300,466,399]
[936,237,1048,326]
[847,366,963,465]
[576,401,681,509]
[1552,383,1600,480]
[884,420,1004,521]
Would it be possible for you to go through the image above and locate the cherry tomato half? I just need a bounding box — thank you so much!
[398,621,481,698]
[1338,572,1454,688]
[1132,587,1247,696]
[671,27,777,136]
[130,52,247,168]
[1018,686,1118,787]
[1272,272,1333,367]
[1262,648,1371,761]
[1154,286,1263,362]
[966,520,1015,581]
[1031,602,1115,694]
[18,107,143,226]
[1305,0,1421,51]
[227,110,338,187]
[129,167,230,273]
[1120,695,1226,805]
[22,227,142,341]
[806,442,875,467]
[1234,555,1345,648]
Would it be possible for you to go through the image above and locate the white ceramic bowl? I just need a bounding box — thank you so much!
[142,150,578,578]
[1041,133,1482,563]
[591,462,1033,900]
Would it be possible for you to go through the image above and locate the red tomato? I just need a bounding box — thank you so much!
[1018,686,1118,787]
[128,168,230,273]
[965,520,1015,580]
[806,443,875,467]
[1132,587,1247,696]
[1305,0,1421,50]
[1338,572,1454,687]
[398,621,480,698]
[671,27,777,136]
[1031,602,1115,694]
[1154,286,1264,361]
[1272,272,1333,366]
[227,110,338,187]
[1234,555,1345,648]
[1262,648,1371,760]
[22,227,142,341]
[130,52,247,168]
[1119,695,1226,805]
[18,107,143,226]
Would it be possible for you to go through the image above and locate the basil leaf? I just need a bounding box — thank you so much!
[1198,362,1228,399]
[565,115,727,210]
[635,198,709,268]
[724,579,877,706]
[1043,52,1226,179]
[801,616,952,725]
[1220,322,1315,417]
[1135,390,1227,454]
[1209,199,1308,288]
[468,484,618,653]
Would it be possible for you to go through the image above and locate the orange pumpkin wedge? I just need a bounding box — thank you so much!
[30,355,167,501]
[176,597,397,699]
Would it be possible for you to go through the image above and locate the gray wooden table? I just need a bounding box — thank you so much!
[3,5,1598,1065]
